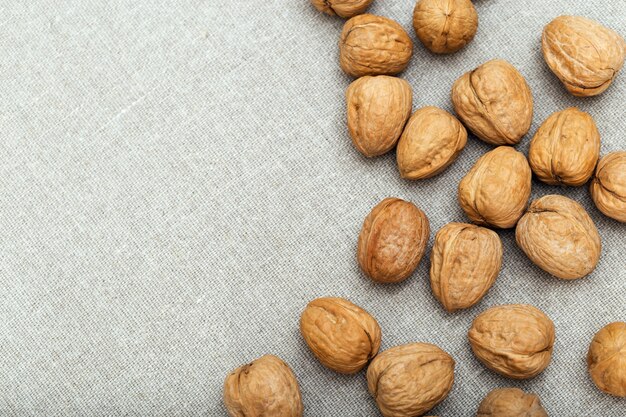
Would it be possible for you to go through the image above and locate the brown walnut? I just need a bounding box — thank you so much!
[299,297,381,374]
[587,322,626,397]
[590,151,626,222]
[468,304,555,379]
[477,388,548,417]
[367,343,455,417]
[412,0,478,54]
[311,0,373,18]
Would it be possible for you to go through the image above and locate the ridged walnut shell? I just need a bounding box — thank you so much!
[468,304,555,379]
[528,107,600,186]
[430,222,502,312]
[590,151,626,222]
[516,195,601,280]
[311,0,373,18]
[587,322,626,397]
[542,15,626,97]
[223,355,303,417]
[412,0,478,54]
[340,14,413,77]
[299,297,381,374]
[458,146,532,229]
[346,76,413,157]
[366,343,455,417]
[396,106,467,179]
[451,59,533,146]
[357,198,430,283]
[477,388,548,417]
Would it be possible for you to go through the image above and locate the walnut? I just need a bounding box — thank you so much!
[587,322,626,397]
[299,297,381,374]
[223,355,303,417]
[339,14,413,77]
[516,195,601,280]
[458,146,532,229]
[366,343,454,417]
[590,151,626,222]
[451,59,533,146]
[476,388,548,417]
[528,107,600,186]
[346,76,412,157]
[357,198,430,283]
[430,222,502,311]
[412,0,478,54]
[396,106,467,179]
[542,15,626,97]
[468,304,555,379]
[311,0,373,18]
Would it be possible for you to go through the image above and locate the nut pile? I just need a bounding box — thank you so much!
[224,1,626,415]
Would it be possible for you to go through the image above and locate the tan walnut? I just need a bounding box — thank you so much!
[340,14,413,77]
[223,354,303,417]
[516,195,601,280]
[357,198,430,283]
[396,106,467,179]
[346,76,412,157]
[430,222,502,312]
[587,322,626,397]
[366,343,454,417]
[412,0,478,54]
[542,15,626,97]
[311,0,373,18]
[458,146,531,229]
[299,297,381,374]
[590,151,626,222]
[451,59,533,146]
[477,388,548,417]
[468,304,555,379]
[528,107,600,186]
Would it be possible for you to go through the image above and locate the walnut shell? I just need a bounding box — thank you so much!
[366,343,455,417]
[476,388,548,417]
[468,304,555,379]
[223,355,303,417]
[528,107,600,186]
[299,297,381,374]
[346,76,413,157]
[542,15,626,97]
[412,0,478,54]
[587,322,626,397]
[357,198,430,283]
[451,59,533,146]
[340,14,413,77]
[311,0,373,18]
[590,151,626,222]
[516,195,601,280]
[458,146,532,229]
[430,222,502,312]
[396,106,467,179]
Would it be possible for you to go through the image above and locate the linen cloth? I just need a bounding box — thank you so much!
[0,0,624,415]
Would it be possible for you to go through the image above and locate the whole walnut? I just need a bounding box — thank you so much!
[542,15,626,97]
[311,0,373,18]
[299,297,381,374]
[477,388,548,417]
[340,14,413,77]
[412,0,478,54]
[346,76,413,157]
[516,195,601,280]
[367,343,455,417]
[430,223,502,312]
[458,146,532,229]
[357,198,430,283]
[528,107,600,186]
[223,354,303,417]
[587,322,626,397]
[451,59,533,146]
[590,151,626,222]
[468,304,555,379]
[396,106,467,180]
